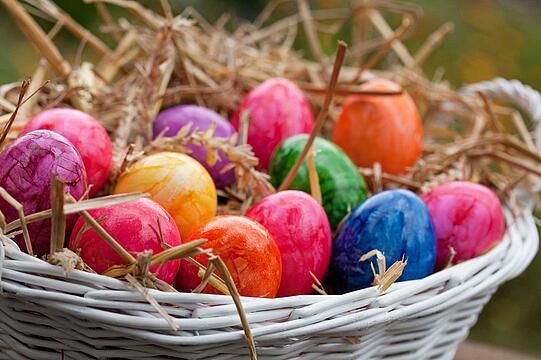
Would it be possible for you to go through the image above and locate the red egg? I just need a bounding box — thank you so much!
[245,191,332,297]
[21,108,113,196]
[176,216,282,298]
[421,181,505,268]
[69,198,182,284]
[231,78,314,169]
[332,78,423,175]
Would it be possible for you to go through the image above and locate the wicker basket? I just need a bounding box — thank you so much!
[0,79,539,360]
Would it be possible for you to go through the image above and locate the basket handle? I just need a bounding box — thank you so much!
[466,78,541,205]
[464,78,541,151]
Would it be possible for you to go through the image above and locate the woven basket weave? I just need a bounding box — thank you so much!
[0,78,539,360]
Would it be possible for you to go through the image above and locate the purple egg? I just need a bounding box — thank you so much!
[0,130,87,256]
[153,105,236,188]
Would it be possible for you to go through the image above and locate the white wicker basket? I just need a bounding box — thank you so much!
[0,78,539,360]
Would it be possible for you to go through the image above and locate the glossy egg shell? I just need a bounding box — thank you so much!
[331,189,436,294]
[176,216,282,298]
[0,130,87,256]
[231,78,314,169]
[269,134,367,229]
[245,190,332,297]
[20,108,112,196]
[69,198,181,284]
[114,152,217,238]
[332,78,423,175]
[421,181,505,268]
[153,105,236,189]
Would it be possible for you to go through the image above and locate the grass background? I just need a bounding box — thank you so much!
[0,0,540,355]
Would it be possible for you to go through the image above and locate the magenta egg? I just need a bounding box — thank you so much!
[0,130,87,256]
[421,181,505,268]
[20,108,113,196]
[245,190,332,297]
[153,105,236,189]
[231,78,314,169]
[69,198,182,284]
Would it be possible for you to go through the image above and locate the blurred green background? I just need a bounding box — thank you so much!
[1,0,540,355]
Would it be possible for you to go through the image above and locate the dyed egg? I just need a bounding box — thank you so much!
[0,130,87,256]
[231,78,314,169]
[69,198,181,284]
[20,108,112,196]
[176,216,282,298]
[114,152,217,238]
[245,190,332,297]
[331,189,436,294]
[269,134,367,229]
[153,105,236,189]
[421,181,505,268]
[332,78,423,175]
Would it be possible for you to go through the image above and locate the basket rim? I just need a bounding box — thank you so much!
[0,208,536,304]
[0,207,537,349]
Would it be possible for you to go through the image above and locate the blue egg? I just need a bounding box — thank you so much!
[331,189,436,294]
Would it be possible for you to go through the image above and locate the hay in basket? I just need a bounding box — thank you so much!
[0,0,540,359]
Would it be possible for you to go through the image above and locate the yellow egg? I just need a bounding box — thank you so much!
[114,152,217,238]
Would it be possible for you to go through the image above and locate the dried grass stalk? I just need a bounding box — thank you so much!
[25,0,113,57]
[103,239,207,277]
[49,174,66,255]
[212,256,257,360]
[66,194,136,264]
[146,124,274,198]
[307,144,322,204]
[412,22,454,67]
[125,273,179,331]
[2,0,71,76]
[0,78,30,148]
[310,271,327,295]
[47,248,90,276]
[279,41,347,191]
[360,249,407,293]
[5,192,146,233]
[185,257,229,295]
[0,187,33,256]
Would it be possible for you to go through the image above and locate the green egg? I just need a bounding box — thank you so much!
[269,134,368,229]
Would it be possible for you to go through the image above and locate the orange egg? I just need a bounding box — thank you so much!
[332,78,423,175]
[114,152,217,238]
[176,216,282,298]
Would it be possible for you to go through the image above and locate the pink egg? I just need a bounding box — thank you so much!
[421,181,505,268]
[245,190,332,297]
[69,198,182,284]
[21,108,113,196]
[231,78,314,169]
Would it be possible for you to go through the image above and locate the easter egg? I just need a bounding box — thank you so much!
[0,130,87,256]
[114,152,217,238]
[332,78,423,175]
[176,216,282,298]
[231,78,314,169]
[421,181,505,268]
[245,190,332,297]
[269,134,367,229]
[20,108,112,196]
[153,105,236,189]
[331,189,436,293]
[69,198,181,284]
